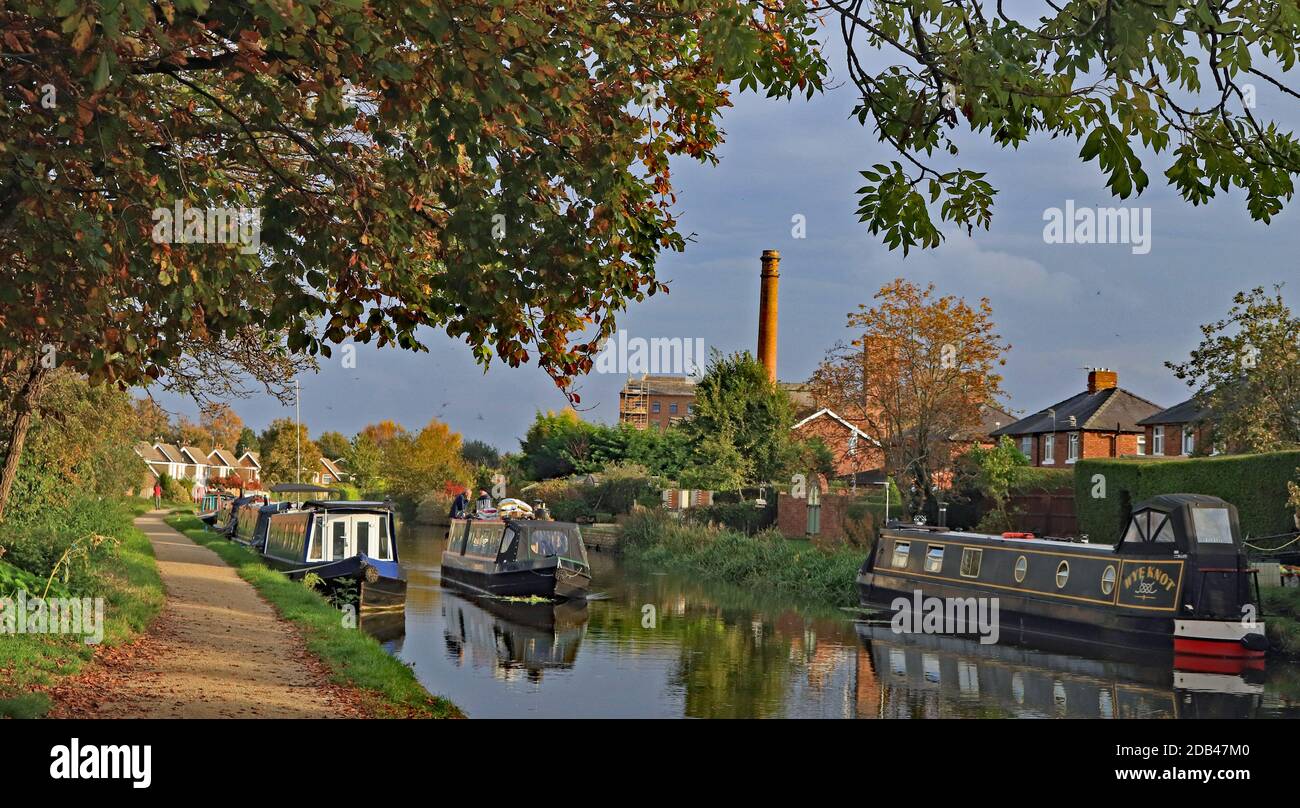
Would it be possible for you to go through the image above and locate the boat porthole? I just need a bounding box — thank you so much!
[1013,555,1027,583]
[1055,560,1070,589]
[1101,565,1117,596]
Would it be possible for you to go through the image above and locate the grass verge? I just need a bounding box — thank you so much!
[164,513,461,718]
[0,498,164,718]
[619,510,866,607]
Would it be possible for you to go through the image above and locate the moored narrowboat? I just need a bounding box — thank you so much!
[217,493,268,534]
[858,494,1267,661]
[198,492,231,526]
[442,518,591,600]
[230,501,294,549]
[262,500,405,608]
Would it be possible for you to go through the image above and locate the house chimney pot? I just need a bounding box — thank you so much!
[757,250,780,382]
[1087,368,1118,393]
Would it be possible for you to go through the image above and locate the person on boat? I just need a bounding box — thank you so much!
[475,489,492,513]
[449,490,469,519]
[153,480,162,509]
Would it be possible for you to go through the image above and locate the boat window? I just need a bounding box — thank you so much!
[1123,517,1145,543]
[357,520,372,557]
[499,528,516,556]
[959,548,982,578]
[1014,555,1027,583]
[1055,560,1070,589]
[467,524,504,556]
[308,530,323,561]
[1101,565,1117,596]
[332,520,347,559]
[378,517,390,560]
[529,529,569,558]
[891,541,910,569]
[1151,516,1176,543]
[1191,507,1234,544]
[924,545,944,573]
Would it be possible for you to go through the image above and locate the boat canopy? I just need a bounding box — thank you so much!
[1120,494,1240,553]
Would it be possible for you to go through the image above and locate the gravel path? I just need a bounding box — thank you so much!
[48,511,364,718]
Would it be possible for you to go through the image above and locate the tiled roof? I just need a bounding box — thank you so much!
[991,387,1162,436]
[180,446,208,464]
[208,448,238,467]
[155,443,185,463]
[135,442,167,463]
[239,451,261,468]
[1137,396,1211,426]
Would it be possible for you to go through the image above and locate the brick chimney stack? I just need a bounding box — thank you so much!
[1087,368,1118,393]
[757,250,780,382]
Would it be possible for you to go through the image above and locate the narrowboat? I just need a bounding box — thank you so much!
[230,501,294,549]
[197,492,231,526]
[216,493,268,534]
[858,494,1267,661]
[442,518,591,600]
[261,500,405,608]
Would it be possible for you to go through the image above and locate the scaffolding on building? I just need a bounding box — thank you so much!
[619,375,650,429]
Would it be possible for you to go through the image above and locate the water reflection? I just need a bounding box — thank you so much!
[376,525,1300,719]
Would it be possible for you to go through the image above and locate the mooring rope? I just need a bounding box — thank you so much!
[1245,531,1300,553]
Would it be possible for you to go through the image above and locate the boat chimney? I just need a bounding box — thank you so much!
[757,250,780,382]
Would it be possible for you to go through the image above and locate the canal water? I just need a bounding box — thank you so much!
[368,525,1300,718]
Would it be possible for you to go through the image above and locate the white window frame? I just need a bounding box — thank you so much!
[1152,426,1164,455]
[1135,434,1146,456]
[1067,432,1079,463]
[1182,427,1196,455]
[1020,436,1032,459]
[1042,434,1055,464]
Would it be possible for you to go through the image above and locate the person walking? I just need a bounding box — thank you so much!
[153,480,163,509]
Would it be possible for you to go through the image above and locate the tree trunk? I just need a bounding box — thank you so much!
[0,364,48,524]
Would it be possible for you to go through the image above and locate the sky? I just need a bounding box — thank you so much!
[146,24,1300,454]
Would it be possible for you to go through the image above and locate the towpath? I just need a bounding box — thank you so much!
[47,511,364,718]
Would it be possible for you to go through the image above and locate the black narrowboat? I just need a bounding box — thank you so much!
[230,501,294,549]
[442,518,591,600]
[217,493,268,534]
[859,494,1267,661]
[262,500,405,608]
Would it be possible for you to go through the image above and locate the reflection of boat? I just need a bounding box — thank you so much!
[360,608,408,644]
[859,495,1267,660]
[856,623,1264,718]
[262,500,406,609]
[442,518,591,599]
[441,590,588,677]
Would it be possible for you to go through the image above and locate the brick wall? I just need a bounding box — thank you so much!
[1015,429,1144,467]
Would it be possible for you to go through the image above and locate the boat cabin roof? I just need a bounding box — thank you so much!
[302,500,394,513]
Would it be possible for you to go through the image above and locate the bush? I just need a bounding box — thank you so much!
[1075,451,1300,542]
[618,510,865,606]
[686,500,776,535]
[0,495,136,594]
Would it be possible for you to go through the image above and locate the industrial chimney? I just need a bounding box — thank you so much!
[757,249,780,382]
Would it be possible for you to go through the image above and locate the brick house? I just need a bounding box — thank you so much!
[618,374,697,429]
[990,369,1163,466]
[790,408,883,479]
[1136,397,1213,457]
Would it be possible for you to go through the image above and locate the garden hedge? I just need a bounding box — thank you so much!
[1074,451,1300,543]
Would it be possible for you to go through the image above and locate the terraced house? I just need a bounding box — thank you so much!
[135,441,262,489]
[990,369,1163,466]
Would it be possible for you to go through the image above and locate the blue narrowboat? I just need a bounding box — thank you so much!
[230,501,294,549]
[262,500,405,608]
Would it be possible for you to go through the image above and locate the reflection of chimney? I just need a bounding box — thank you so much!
[1087,368,1117,393]
[757,250,780,382]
